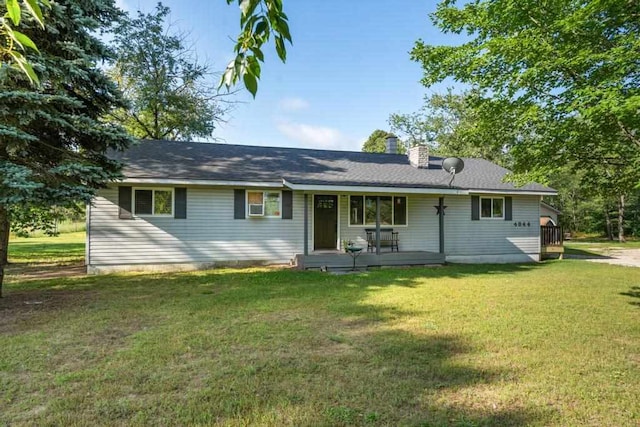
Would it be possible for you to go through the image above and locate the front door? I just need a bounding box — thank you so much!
[314,195,338,250]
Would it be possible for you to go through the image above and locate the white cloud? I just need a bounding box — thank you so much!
[276,120,360,151]
[278,97,310,112]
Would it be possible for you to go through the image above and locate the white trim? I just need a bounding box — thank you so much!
[312,194,340,251]
[120,179,555,196]
[132,187,174,217]
[284,179,556,196]
[246,190,282,218]
[480,196,505,220]
[347,195,409,228]
[284,180,468,195]
[471,189,557,196]
[121,178,283,188]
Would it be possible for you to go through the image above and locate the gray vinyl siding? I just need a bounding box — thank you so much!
[444,195,540,256]
[88,188,542,267]
[88,186,305,266]
[338,194,439,252]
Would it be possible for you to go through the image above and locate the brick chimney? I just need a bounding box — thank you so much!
[385,134,398,154]
[408,145,429,168]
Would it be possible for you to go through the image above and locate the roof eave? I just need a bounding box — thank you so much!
[470,189,558,196]
[283,180,468,195]
[119,178,284,188]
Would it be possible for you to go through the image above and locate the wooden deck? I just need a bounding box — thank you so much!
[541,225,564,259]
[295,251,445,270]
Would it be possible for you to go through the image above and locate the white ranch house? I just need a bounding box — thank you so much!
[86,138,558,273]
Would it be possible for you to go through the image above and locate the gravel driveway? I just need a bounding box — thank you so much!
[566,247,640,268]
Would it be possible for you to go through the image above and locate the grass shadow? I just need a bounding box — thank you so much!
[563,247,610,259]
[620,286,640,307]
[0,263,562,425]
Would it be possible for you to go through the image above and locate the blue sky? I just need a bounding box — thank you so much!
[116,0,460,151]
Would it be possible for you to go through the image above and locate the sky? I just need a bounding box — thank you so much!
[115,0,461,151]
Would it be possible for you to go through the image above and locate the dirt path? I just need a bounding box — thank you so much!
[5,261,86,282]
[566,248,640,268]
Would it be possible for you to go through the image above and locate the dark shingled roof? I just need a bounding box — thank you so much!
[111,140,555,193]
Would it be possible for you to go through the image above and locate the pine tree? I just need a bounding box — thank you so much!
[0,0,132,295]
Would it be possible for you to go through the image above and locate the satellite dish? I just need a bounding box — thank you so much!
[442,157,465,187]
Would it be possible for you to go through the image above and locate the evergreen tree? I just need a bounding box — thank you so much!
[0,0,132,295]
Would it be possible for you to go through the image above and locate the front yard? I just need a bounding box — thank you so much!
[1,234,639,426]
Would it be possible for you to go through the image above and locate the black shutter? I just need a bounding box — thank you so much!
[118,186,133,219]
[504,196,512,221]
[175,188,187,219]
[471,196,479,221]
[282,190,293,219]
[234,189,246,219]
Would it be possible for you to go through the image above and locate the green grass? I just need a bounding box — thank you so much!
[1,235,639,426]
[7,232,85,264]
[11,221,86,238]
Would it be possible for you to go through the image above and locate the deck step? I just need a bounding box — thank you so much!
[295,251,445,270]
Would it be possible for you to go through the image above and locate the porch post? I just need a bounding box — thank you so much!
[304,193,309,256]
[376,196,381,255]
[439,196,445,254]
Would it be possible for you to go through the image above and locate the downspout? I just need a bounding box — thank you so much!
[304,194,309,256]
[439,197,445,254]
[376,196,381,255]
[85,202,91,268]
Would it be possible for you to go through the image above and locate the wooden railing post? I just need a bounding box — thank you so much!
[541,225,564,247]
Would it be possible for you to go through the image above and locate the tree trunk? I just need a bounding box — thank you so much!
[604,207,613,240]
[0,205,10,298]
[618,194,626,243]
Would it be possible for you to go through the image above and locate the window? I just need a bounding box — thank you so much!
[349,195,407,226]
[480,197,504,219]
[247,191,281,217]
[394,196,407,225]
[133,188,173,216]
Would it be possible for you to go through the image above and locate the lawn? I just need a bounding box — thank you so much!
[7,232,85,264]
[1,234,639,426]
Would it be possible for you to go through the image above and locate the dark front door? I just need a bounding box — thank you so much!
[314,195,338,250]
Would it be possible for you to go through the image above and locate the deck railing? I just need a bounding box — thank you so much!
[541,225,563,247]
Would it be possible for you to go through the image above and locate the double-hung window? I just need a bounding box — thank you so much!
[349,195,407,226]
[480,197,504,219]
[133,188,173,216]
[247,191,281,218]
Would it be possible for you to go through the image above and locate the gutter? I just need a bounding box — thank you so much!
[282,179,469,195]
[119,178,284,188]
[282,179,556,196]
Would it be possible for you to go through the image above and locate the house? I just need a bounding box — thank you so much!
[540,201,561,226]
[86,137,557,273]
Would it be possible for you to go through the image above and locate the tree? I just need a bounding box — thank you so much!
[220,0,292,97]
[413,0,640,241]
[0,0,132,296]
[109,4,231,141]
[362,129,403,153]
[390,90,513,165]
[1,0,292,96]
[0,0,49,84]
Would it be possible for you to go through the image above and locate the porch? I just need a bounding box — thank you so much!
[301,193,447,269]
[295,250,445,270]
[541,225,564,259]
